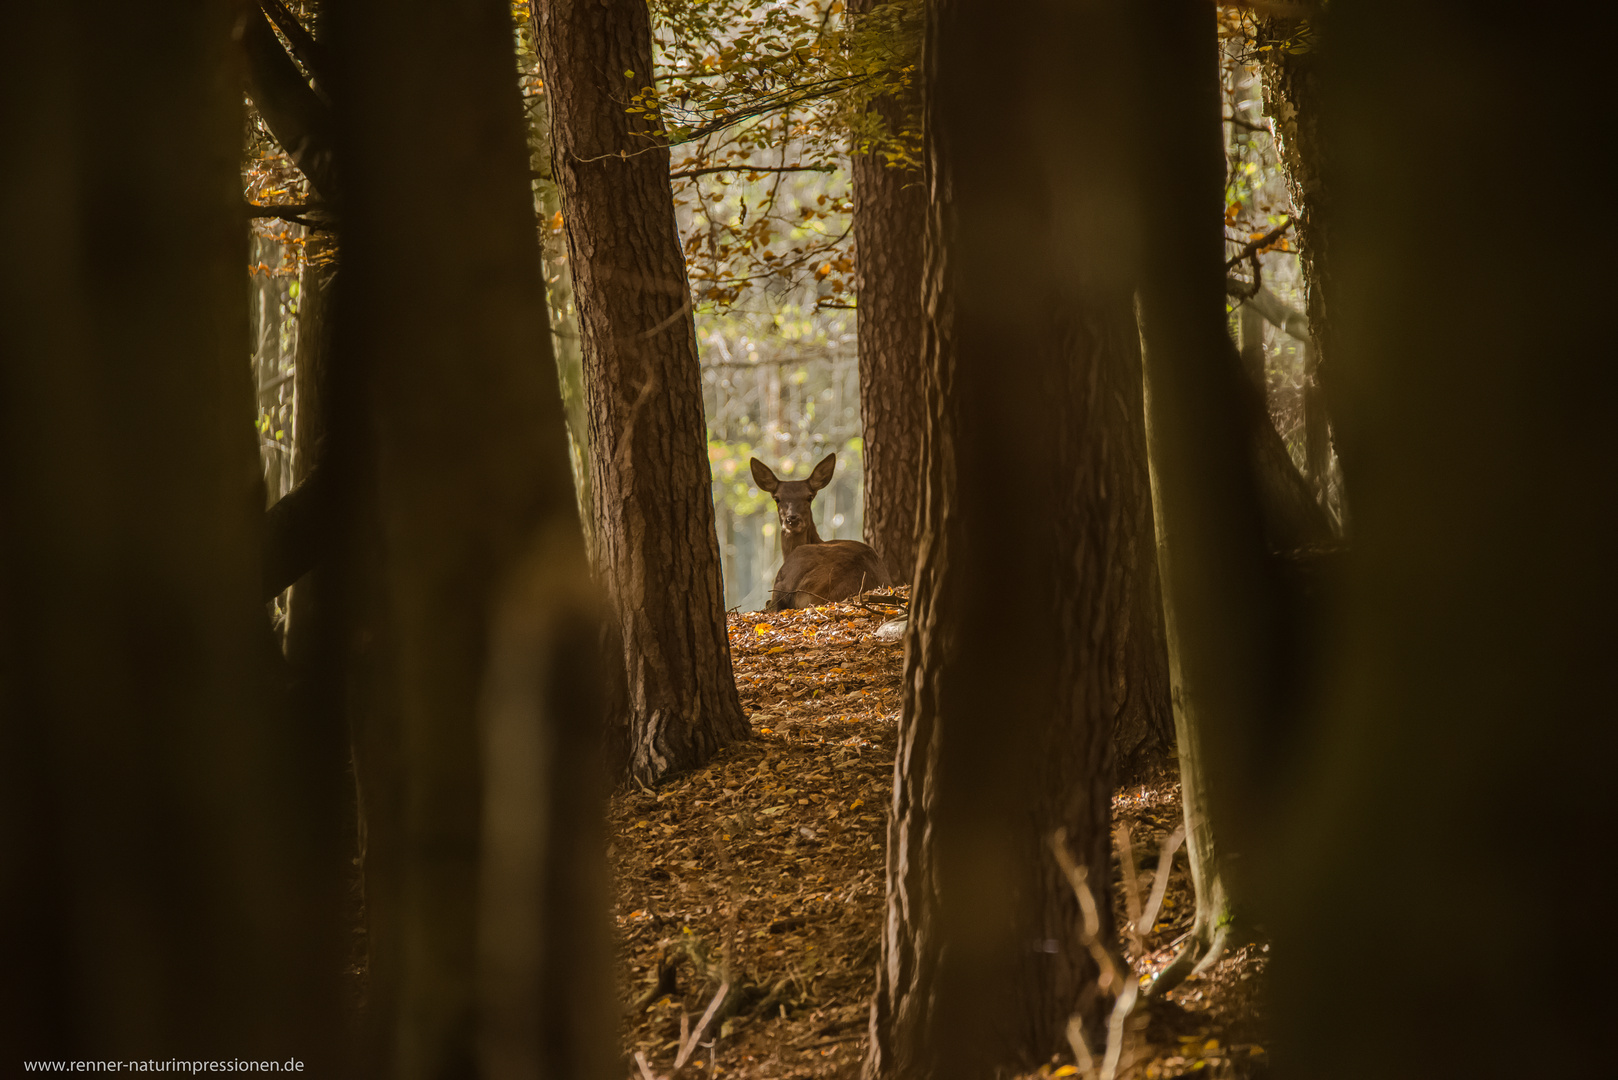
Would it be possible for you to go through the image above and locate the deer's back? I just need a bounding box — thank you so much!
[766,540,890,611]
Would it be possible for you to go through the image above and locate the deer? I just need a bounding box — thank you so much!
[750,453,891,611]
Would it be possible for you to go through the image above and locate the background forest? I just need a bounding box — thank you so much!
[2,1,1611,1079]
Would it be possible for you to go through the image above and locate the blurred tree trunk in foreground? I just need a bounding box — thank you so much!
[329,0,614,1076]
[865,0,1151,1073]
[1269,5,1616,1076]
[0,2,346,1064]
[535,0,748,785]
[849,0,928,589]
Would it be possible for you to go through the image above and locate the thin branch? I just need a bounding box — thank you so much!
[667,73,876,146]
[1224,217,1293,271]
[1222,113,1270,133]
[671,163,838,180]
[673,981,729,1071]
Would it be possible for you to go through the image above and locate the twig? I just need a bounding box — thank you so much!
[790,1033,860,1050]
[1224,217,1293,271]
[633,1050,657,1080]
[1051,829,1142,1080]
[672,163,838,179]
[1115,825,1144,955]
[1136,824,1186,937]
[673,980,730,1071]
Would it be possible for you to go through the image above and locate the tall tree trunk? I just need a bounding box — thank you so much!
[328,1,612,1076]
[284,247,333,667]
[524,2,594,541]
[1255,9,1343,475]
[1130,0,1292,989]
[0,2,345,1063]
[1270,5,1614,1076]
[865,1,1145,1074]
[534,0,748,784]
[849,0,927,587]
[1113,374,1178,783]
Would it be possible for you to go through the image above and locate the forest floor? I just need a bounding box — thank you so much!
[609,594,1268,1080]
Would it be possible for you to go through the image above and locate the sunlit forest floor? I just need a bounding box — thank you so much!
[609,595,1268,1080]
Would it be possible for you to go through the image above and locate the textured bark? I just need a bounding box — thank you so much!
[535,0,747,784]
[329,1,611,1076]
[865,2,1143,1075]
[1271,6,1614,1076]
[850,0,928,587]
[0,2,345,1062]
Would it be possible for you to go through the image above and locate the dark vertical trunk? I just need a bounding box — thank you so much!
[865,2,1144,1075]
[1271,5,1614,1076]
[0,2,344,1062]
[1130,0,1292,983]
[1113,363,1178,783]
[534,0,748,785]
[849,0,927,587]
[329,1,611,1076]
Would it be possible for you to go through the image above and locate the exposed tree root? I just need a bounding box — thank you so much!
[1146,917,1232,1001]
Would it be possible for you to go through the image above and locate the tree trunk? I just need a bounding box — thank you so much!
[329,1,612,1076]
[865,2,1146,1074]
[524,2,594,542]
[1113,369,1178,784]
[1255,10,1342,471]
[1130,0,1292,987]
[849,0,927,587]
[534,0,748,785]
[283,247,333,665]
[0,3,346,1063]
[1270,5,1614,1076]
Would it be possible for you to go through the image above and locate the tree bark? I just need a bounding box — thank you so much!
[0,2,346,1063]
[329,1,612,1076]
[524,2,594,543]
[1255,10,1341,468]
[1130,0,1293,987]
[1113,372,1178,784]
[865,2,1146,1074]
[849,0,928,587]
[1270,5,1615,1075]
[534,0,748,785]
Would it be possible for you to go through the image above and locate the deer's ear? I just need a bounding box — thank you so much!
[749,457,779,493]
[807,452,837,492]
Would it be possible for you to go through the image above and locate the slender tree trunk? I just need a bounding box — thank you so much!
[329,1,612,1076]
[1255,9,1344,476]
[284,247,332,666]
[866,2,1145,1074]
[0,2,345,1063]
[1113,363,1178,783]
[1130,0,1294,988]
[1271,5,1614,1075]
[849,0,927,587]
[524,2,594,540]
[534,0,748,784]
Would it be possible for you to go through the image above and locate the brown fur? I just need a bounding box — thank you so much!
[750,453,892,611]
[767,540,890,611]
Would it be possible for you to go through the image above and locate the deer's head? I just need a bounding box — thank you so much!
[750,453,837,551]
